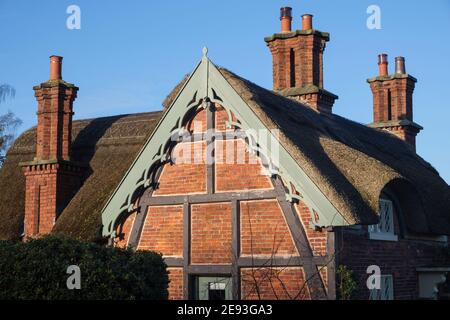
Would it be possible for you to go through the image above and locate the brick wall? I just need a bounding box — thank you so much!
[115,103,331,300]
[337,226,446,299]
[115,212,136,248]
[138,205,183,257]
[241,267,310,300]
[153,141,207,196]
[191,202,232,264]
[186,108,207,133]
[23,167,58,235]
[167,267,184,300]
[215,139,272,192]
[215,107,236,132]
[294,202,327,256]
[116,145,331,299]
[23,163,82,236]
[240,199,297,257]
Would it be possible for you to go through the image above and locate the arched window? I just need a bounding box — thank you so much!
[368,196,399,241]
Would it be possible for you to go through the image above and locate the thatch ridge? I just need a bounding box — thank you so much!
[162,74,190,109]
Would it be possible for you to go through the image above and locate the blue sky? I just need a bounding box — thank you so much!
[0,0,449,183]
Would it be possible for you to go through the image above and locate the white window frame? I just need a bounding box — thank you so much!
[368,198,398,241]
[369,274,394,300]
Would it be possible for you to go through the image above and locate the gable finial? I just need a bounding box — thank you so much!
[202,46,208,58]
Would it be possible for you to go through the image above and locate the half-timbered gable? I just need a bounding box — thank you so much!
[108,54,333,299]
[1,6,450,300]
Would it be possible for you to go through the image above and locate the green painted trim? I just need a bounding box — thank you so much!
[264,29,330,42]
[100,57,207,237]
[208,62,348,228]
[100,52,349,238]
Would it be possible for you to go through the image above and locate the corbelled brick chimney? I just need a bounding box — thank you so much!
[35,56,77,160]
[20,56,83,237]
[265,7,338,113]
[367,54,422,150]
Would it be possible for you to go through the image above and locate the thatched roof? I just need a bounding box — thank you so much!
[0,66,449,240]
[0,112,162,241]
[0,128,34,240]
[218,68,450,235]
[162,74,189,109]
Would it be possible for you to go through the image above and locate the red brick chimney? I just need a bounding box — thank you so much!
[20,56,83,237]
[265,7,338,114]
[367,54,422,150]
[34,56,76,161]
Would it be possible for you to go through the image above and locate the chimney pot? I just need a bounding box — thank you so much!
[280,7,292,32]
[302,14,313,30]
[49,55,63,80]
[395,56,406,74]
[378,53,388,77]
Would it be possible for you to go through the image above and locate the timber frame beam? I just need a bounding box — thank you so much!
[101,51,348,240]
[125,90,335,300]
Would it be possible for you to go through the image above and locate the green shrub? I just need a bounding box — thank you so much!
[0,235,168,300]
[336,265,357,300]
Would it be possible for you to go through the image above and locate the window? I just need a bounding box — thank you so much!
[208,282,227,300]
[417,268,450,299]
[194,276,232,300]
[368,198,398,241]
[369,274,394,300]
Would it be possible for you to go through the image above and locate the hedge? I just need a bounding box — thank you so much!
[0,235,169,300]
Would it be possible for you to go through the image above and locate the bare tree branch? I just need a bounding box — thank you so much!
[0,84,15,103]
[0,85,21,167]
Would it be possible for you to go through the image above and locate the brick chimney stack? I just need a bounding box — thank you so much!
[367,54,422,150]
[20,56,83,237]
[34,56,77,161]
[265,7,338,114]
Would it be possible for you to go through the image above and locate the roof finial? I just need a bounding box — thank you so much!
[202,46,208,58]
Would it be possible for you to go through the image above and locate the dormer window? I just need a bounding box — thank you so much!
[368,198,398,241]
